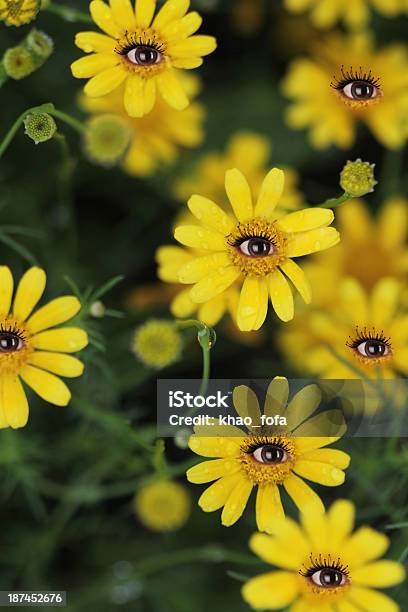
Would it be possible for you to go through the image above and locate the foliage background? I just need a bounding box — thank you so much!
[0,0,407,610]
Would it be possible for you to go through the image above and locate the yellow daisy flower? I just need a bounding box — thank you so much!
[282,33,408,149]
[156,245,240,327]
[187,377,349,533]
[174,131,304,213]
[280,276,408,379]
[242,499,405,611]
[0,266,88,429]
[79,74,205,176]
[71,0,216,118]
[173,167,339,330]
[0,0,40,26]
[135,479,191,532]
[284,0,405,30]
[301,197,408,305]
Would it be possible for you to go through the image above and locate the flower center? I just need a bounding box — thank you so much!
[239,436,295,485]
[299,554,350,599]
[0,317,32,375]
[115,29,167,76]
[226,217,287,277]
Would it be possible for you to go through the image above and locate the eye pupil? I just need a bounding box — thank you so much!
[0,333,20,352]
[365,340,385,356]
[261,444,284,463]
[247,239,271,257]
[319,569,343,587]
[351,81,374,99]
[129,45,159,65]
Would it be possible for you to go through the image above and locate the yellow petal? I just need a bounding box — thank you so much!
[325,499,355,550]
[337,198,373,243]
[256,484,284,533]
[135,0,156,27]
[293,459,345,486]
[353,561,405,587]
[339,277,368,326]
[283,472,324,514]
[300,503,329,549]
[198,472,242,512]
[371,277,400,327]
[197,294,227,326]
[28,352,84,378]
[221,476,252,526]
[109,0,136,29]
[0,266,13,316]
[157,69,189,110]
[32,328,89,353]
[84,66,127,97]
[280,259,311,303]
[168,35,217,57]
[268,269,294,322]
[178,253,231,283]
[264,377,289,417]
[172,57,203,68]
[242,571,299,610]
[124,74,156,118]
[153,0,189,29]
[254,168,285,218]
[187,195,234,233]
[75,32,116,53]
[188,435,241,458]
[170,287,197,318]
[293,410,346,437]
[286,227,340,257]
[233,385,261,425]
[20,365,71,406]
[27,296,81,334]
[190,266,240,303]
[237,276,268,331]
[342,527,389,568]
[348,587,399,612]
[13,267,46,321]
[187,458,240,484]
[71,53,119,78]
[90,0,121,37]
[174,225,226,251]
[278,208,334,233]
[163,11,202,41]
[303,448,350,469]
[2,376,29,429]
[225,168,253,222]
[249,531,303,569]
[379,197,408,250]
[285,384,321,430]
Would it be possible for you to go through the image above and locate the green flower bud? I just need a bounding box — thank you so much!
[340,159,377,197]
[24,112,57,144]
[83,114,131,168]
[132,320,182,369]
[3,46,35,80]
[0,0,41,27]
[90,300,106,318]
[25,29,54,61]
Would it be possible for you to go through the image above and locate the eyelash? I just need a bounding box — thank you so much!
[346,326,392,349]
[299,554,349,578]
[330,65,381,91]
[115,33,165,56]
[0,323,27,341]
[241,436,292,454]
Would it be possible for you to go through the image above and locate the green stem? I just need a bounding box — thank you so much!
[0,103,85,160]
[318,191,353,209]
[44,2,93,24]
[176,319,215,395]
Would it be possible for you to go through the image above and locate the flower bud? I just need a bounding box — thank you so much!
[24,112,57,144]
[0,0,41,27]
[83,114,130,167]
[26,29,54,61]
[3,46,35,80]
[132,319,182,369]
[340,159,377,197]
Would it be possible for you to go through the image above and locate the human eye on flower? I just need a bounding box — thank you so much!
[300,554,349,590]
[331,66,382,104]
[0,324,26,353]
[238,237,275,258]
[346,326,392,364]
[116,34,166,69]
[251,443,290,464]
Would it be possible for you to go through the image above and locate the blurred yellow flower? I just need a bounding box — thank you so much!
[284,0,405,30]
[282,33,408,149]
[174,131,303,212]
[135,479,190,531]
[280,276,408,379]
[0,266,88,429]
[80,75,205,176]
[83,113,131,167]
[242,499,405,611]
[173,167,339,330]
[305,197,408,302]
[187,377,349,533]
[132,319,182,369]
[0,0,40,26]
[71,0,216,118]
